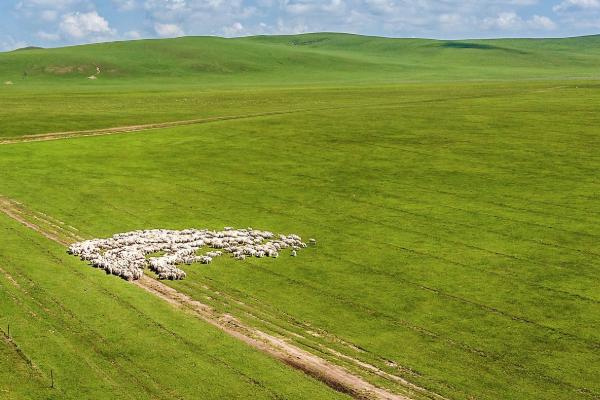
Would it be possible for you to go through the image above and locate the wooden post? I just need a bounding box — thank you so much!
[51,369,54,388]
[6,324,9,338]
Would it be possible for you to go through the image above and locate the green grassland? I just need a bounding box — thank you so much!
[2,33,600,84]
[1,33,600,137]
[1,33,599,399]
[0,213,348,400]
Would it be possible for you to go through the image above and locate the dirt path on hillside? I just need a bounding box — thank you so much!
[0,197,74,246]
[136,276,411,400]
[0,109,313,145]
[1,87,562,146]
[0,195,434,400]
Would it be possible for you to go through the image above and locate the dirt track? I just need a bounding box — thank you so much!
[136,276,410,400]
[1,90,545,146]
[0,195,448,400]
[0,110,312,145]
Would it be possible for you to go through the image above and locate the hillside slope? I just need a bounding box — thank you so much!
[1,33,599,85]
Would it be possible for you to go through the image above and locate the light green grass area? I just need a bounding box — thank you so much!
[0,334,51,400]
[1,33,599,400]
[0,84,465,138]
[1,79,598,399]
[0,213,348,400]
[1,33,600,138]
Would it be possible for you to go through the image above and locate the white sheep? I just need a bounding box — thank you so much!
[68,227,310,281]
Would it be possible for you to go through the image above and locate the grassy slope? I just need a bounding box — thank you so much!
[0,336,50,400]
[0,213,348,400]
[1,33,600,138]
[1,33,600,83]
[0,81,598,399]
[0,84,459,138]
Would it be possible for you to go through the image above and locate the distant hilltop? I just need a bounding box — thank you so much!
[12,46,44,51]
[1,32,599,84]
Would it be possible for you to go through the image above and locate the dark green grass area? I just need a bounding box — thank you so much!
[0,82,598,399]
[0,214,348,400]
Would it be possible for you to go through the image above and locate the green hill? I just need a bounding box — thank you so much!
[1,33,600,85]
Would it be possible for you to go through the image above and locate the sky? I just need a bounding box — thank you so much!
[0,0,598,51]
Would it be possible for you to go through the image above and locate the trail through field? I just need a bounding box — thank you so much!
[0,195,448,400]
[0,86,565,145]
[0,110,309,145]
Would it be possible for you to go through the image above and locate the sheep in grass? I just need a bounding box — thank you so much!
[68,227,311,281]
[198,256,213,264]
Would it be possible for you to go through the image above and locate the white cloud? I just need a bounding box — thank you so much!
[59,11,116,40]
[483,11,523,29]
[553,0,600,12]
[223,21,245,37]
[15,0,90,13]
[143,0,257,37]
[40,10,58,21]
[113,0,137,11]
[274,18,309,34]
[154,22,184,37]
[16,0,79,8]
[37,31,60,40]
[438,13,479,33]
[125,30,142,39]
[364,0,396,15]
[0,36,28,52]
[529,15,557,30]
[483,12,557,31]
[6,0,599,46]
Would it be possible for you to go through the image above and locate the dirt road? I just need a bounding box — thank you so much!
[0,195,448,400]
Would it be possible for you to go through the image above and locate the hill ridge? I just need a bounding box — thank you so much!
[1,32,599,84]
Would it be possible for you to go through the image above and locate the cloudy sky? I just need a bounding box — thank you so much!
[1,0,598,51]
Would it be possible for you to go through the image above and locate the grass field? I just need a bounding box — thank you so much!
[0,212,349,399]
[1,33,599,400]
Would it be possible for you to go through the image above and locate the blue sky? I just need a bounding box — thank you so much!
[1,0,598,50]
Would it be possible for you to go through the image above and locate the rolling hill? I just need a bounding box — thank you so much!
[1,33,600,84]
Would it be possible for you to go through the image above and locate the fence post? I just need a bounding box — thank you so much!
[51,369,54,388]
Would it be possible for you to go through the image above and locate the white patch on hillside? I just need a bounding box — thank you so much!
[68,228,312,281]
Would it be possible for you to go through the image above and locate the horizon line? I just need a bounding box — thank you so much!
[4,31,599,53]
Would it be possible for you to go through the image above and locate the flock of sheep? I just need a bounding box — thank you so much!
[68,227,314,281]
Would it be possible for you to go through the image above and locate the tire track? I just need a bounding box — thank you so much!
[89,178,597,397]
[0,195,438,400]
[0,86,556,146]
